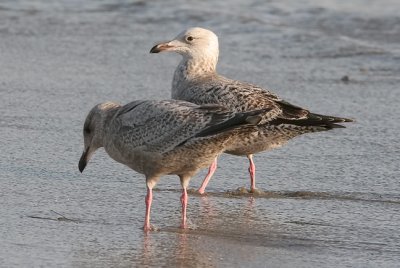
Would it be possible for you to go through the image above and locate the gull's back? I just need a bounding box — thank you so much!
[104,100,262,177]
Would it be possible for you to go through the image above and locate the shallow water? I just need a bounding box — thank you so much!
[0,0,399,267]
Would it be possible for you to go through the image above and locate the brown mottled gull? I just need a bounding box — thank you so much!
[78,100,266,231]
[150,27,353,194]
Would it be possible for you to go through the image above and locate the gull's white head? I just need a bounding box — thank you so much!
[150,27,219,62]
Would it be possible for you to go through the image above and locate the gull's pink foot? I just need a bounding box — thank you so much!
[143,224,154,232]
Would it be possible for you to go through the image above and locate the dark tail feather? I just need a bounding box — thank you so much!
[270,113,354,129]
[310,113,354,123]
[325,123,346,129]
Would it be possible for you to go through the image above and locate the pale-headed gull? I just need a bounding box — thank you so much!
[150,27,353,194]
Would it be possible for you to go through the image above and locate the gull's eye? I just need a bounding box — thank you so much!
[186,36,194,42]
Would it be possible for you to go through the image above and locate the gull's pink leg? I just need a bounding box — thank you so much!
[180,187,188,228]
[198,157,218,194]
[144,186,153,232]
[248,154,257,192]
[179,175,190,229]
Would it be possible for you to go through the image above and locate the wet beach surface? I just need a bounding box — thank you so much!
[1,0,399,267]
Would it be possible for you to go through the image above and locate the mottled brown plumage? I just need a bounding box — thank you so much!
[78,99,264,230]
[150,27,353,193]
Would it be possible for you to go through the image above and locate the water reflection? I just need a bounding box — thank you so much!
[44,188,400,267]
[138,229,215,267]
[140,233,154,267]
[133,195,265,266]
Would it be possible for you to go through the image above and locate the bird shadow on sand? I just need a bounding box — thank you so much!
[25,210,81,223]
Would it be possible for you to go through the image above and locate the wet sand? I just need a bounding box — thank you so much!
[1,0,399,267]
